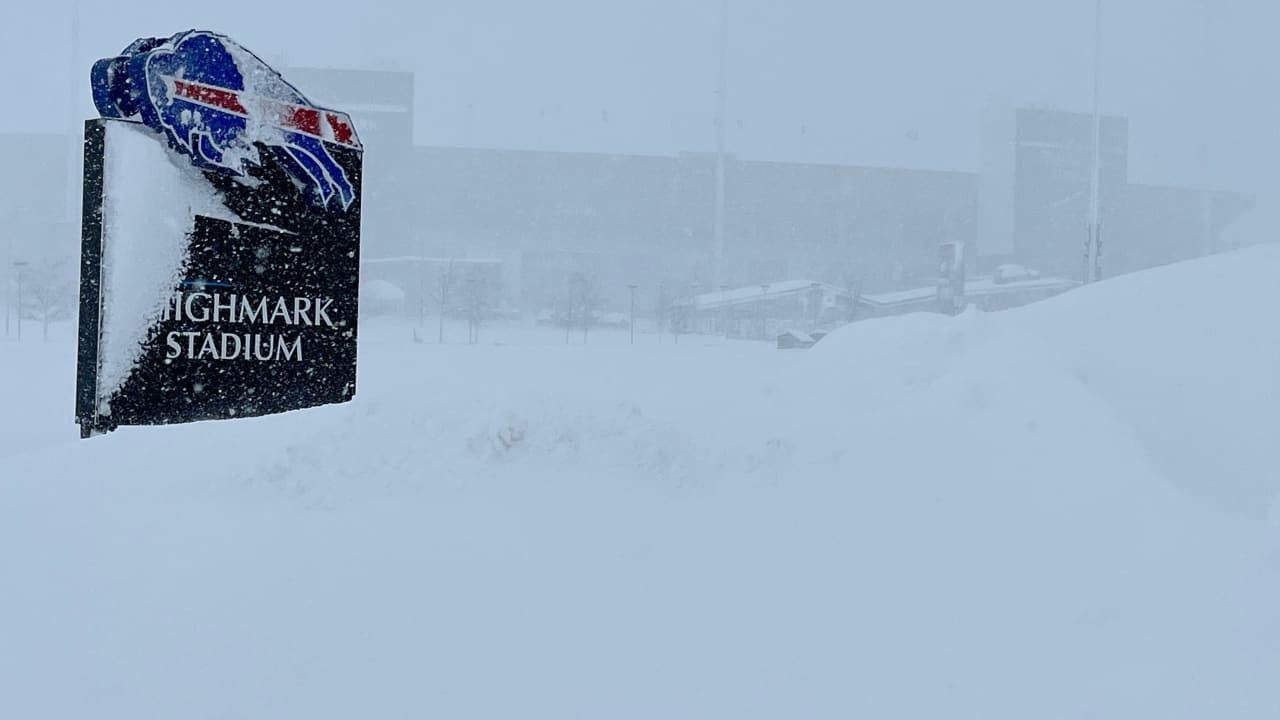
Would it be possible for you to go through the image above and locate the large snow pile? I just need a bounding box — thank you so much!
[2,245,1278,719]
[96,120,232,413]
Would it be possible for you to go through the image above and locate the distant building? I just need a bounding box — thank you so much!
[978,104,1129,278]
[857,271,1080,321]
[408,145,975,315]
[1,72,1253,328]
[672,281,858,339]
[0,133,74,293]
[977,103,1251,280]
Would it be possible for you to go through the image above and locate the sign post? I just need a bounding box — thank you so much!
[76,30,363,438]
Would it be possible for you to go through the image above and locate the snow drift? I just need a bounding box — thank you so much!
[2,244,1278,719]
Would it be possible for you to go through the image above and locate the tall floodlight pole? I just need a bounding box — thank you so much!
[712,0,729,292]
[1085,0,1104,283]
[65,0,82,224]
[628,284,638,345]
[1196,0,1215,257]
[4,238,12,337]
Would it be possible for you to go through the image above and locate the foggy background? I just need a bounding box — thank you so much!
[2,0,1278,334]
[1,0,1275,187]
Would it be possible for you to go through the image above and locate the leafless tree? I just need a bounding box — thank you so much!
[459,264,499,345]
[569,271,603,343]
[431,258,456,344]
[20,257,75,341]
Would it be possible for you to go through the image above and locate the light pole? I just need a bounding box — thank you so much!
[65,0,83,225]
[1196,0,1215,257]
[759,283,770,340]
[1085,0,1103,284]
[809,282,822,331]
[14,260,29,341]
[627,284,638,344]
[719,284,728,336]
[4,239,11,338]
[712,0,729,292]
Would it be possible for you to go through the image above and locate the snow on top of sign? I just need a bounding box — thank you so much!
[96,121,228,414]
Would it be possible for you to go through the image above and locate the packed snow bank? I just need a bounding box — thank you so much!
[96,121,228,413]
[2,245,1279,719]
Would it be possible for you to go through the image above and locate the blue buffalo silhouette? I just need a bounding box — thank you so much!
[92,30,361,211]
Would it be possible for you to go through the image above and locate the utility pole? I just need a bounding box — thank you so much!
[65,0,83,224]
[712,0,729,292]
[417,241,425,330]
[438,258,453,344]
[1085,0,1104,283]
[627,284,638,345]
[759,283,770,340]
[565,274,573,345]
[4,239,11,338]
[1196,0,1216,257]
[14,260,29,341]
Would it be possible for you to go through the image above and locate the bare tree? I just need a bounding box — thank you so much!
[431,258,456,344]
[569,271,603,343]
[458,264,499,345]
[20,257,75,341]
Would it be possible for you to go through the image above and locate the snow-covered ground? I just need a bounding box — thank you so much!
[2,245,1279,719]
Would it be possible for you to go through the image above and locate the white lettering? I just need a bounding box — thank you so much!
[277,335,303,361]
[212,293,236,322]
[165,331,181,359]
[220,333,242,359]
[314,298,335,328]
[253,335,274,361]
[293,297,313,326]
[197,333,219,360]
[185,293,210,323]
[240,296,268,324]
[269,297,292,325]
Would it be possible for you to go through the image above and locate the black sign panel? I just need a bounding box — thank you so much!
[76,118,362,437]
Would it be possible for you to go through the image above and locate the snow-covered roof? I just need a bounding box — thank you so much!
[963,275,1079,296]
[676,280,847,310]
[362,279,406,302]
[859,275,1079,309]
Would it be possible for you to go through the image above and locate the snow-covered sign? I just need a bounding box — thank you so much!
[75,32,363,438]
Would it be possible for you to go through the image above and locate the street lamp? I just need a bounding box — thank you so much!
[719,284,728,336]
[13,260,29,341]
[809,281,822,330]
[627,284,638,345]
[759,283,770,340]
[712,0,729,292]
[1085,0,1103,283]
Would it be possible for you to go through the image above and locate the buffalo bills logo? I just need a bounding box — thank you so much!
[92,30,361,211]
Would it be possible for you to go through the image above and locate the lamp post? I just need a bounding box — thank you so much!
[1085,0,1103,283]
[627,284,638,345]
[809,281,822,331]
[13,260,29,341]
[712,0,729,292]
[759,283,770,340]
[1196,0,1215,257]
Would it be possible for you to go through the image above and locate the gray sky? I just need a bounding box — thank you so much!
[2,0,1275,191]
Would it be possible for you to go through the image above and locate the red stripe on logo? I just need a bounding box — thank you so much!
[326,113,357,147]
[173,80,247,115]
[283,106,323,136]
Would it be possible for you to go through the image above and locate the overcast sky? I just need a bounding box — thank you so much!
[2,0,1275,191]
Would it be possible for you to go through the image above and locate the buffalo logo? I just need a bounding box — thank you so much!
[92,30,361,211]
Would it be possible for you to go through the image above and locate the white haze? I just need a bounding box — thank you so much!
[0,0,1276,189]
[3,2,1280,718]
